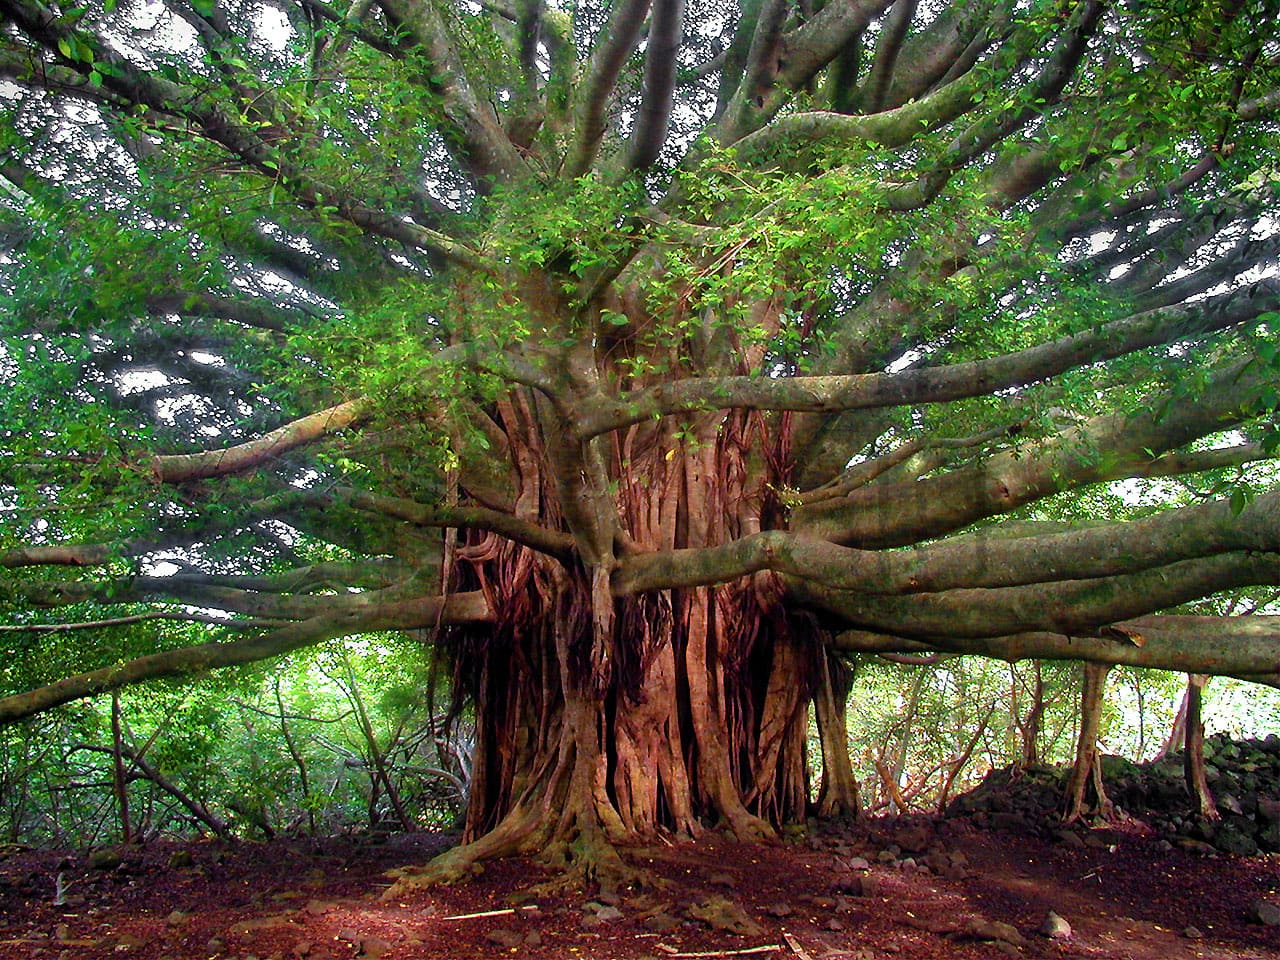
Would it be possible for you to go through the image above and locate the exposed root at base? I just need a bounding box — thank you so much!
[381,812,541,897]
[528,834,660,897]
[382,825,671,898]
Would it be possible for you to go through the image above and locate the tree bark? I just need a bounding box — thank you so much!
[1063,661,1114,822]
[1013,662,1045,769]
[1183,674,1219,820]
[814,652,859,818]
[110,693,132,845]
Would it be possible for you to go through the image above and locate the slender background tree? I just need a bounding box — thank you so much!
[2,0,1280,885]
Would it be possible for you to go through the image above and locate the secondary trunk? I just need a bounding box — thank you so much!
[1182,674,1219,820]
[1063,661,1114,822]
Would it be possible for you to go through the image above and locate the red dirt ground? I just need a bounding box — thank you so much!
[3,815,1280,960]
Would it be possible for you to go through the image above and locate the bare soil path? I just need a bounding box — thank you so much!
[2,815,1279,960]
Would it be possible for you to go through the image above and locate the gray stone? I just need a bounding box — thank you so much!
[686,896,764,937]
[87,849,122,871]
[964,917,1028,947]
[642,912,680,933]
[357,936,393,958]
[1251,899,1280,926]
[1214,821,1258,857]
[1039,910,1072,940]
[1054,829,1085,849]
[485,929,524,948]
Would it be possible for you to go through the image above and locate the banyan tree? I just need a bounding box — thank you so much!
[2,0,1280,883]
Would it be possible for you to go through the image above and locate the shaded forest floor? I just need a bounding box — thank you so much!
[4,808,1280,960]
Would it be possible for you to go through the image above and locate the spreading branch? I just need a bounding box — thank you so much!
[0,591,491,724]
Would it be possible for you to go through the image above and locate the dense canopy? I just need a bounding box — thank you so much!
[2,0,1280,879]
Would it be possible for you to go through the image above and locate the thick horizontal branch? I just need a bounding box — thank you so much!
[0,591,491,725]
[797,551,1280,640]
[145,291,303,334]
[332,487,576,561]
[1136,443,1273,479]
[579,280,1280,436]
[612,487,1280,596]
[793,358,1276,547]
[1,544,113,569]
[152,400,366,483]
[798,425,1011,505]
[193,558,407,594]
[0,611,276,634]
[733,66,980,159]
[833,615,1280,681]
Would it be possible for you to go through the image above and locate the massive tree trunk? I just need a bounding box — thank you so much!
[390,408,815,888]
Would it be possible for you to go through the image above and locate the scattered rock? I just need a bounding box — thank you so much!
[949,733,1280,856]
[764,901,793,917]
[847,856,871,871]
[1053,829,1085,849]
[893,819,934,853]
[87,849,122,871]
[642,911,681,933]
[228,915,290,936]
[485,928,524,948]
[1183,926,1204,939]
[833,874,866,897]
[1039,910,1071,940]
[1250,898,1280,926]
[583,900,623,922]
[686,895,764,937]
[963,917,1028,947]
